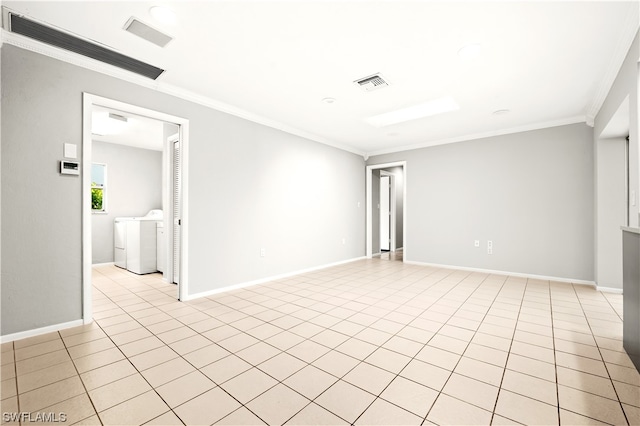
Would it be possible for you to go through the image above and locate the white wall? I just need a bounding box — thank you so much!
[91,141,162,264]
[1,45,365,336]
[368,123,595,282]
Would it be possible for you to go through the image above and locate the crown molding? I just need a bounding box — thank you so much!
[585,1,639,124]
[365,116,587,158]
[1,29,366,158]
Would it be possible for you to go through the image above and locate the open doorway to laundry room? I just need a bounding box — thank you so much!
[595,95,629,292]
[82,93,190,323]
[366,161,407,260]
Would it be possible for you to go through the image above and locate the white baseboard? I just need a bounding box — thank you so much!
[1,319,85,343]
[183,256,367,301]
[596,286,623,294]
[403,260,597,288]
[92,262,115,267]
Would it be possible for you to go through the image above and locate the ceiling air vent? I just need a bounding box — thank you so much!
[354,73,389,92]
[8,13,165,80]
[124,17,173,48]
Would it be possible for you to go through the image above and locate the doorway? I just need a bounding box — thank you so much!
[366,161,406,259]
[595,95,629,291]
[82,93,190,323]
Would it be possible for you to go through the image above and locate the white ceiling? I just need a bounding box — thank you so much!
[92,105,165,151]
[4,1,639,156]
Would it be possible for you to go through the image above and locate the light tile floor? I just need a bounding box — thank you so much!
[2,255,640,425]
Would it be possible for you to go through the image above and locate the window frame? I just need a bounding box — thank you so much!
[91,162,107,214]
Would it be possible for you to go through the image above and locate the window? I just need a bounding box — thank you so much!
[91,163,107,213]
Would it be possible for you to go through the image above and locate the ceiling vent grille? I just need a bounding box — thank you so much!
[9,13,165,80]
[124,18,173,48]
[354,73,389,92]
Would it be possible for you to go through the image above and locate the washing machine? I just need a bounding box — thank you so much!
[114,210,163,274]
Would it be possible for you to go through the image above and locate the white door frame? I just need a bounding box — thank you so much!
[82,93,191,323]
[380,170,397,251]
[366,161,406,258]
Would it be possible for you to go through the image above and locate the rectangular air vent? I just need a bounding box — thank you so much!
[354,73,389,92]
[9,13,165,80]
[124,18,173,48]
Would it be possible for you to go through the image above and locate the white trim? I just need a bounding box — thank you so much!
[91,262,115,267]
[403,259,597,287]
[1,320,84,343]
[365,116,587,157]
[366,161,407,259]
[178,124,190,301]
[83,94,190,316]
[0,28,365,158]
[183,257,367,301]
[380,170,396,251]
[596,286,624,294]
[82,95,93,324]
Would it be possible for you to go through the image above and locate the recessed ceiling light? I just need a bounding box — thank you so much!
[457,43,482,60]
[150,6,177,25]
[365,96,460,127]
[492,109,511,116]
[322,97,336,104]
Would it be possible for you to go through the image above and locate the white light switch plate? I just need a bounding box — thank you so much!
[64,143,77,159]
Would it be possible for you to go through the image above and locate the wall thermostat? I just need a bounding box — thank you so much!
[60,160,79,175]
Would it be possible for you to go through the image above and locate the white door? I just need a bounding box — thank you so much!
[173,140,181,284]
[380,175,390,251]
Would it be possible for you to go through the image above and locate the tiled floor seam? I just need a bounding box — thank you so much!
[411,273,514,423]
[95,272,348,425]
[487,276,527,425]
[570,282,631,426]
[85,271,188,425]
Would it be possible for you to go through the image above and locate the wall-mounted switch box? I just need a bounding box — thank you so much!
[60,160,79,175]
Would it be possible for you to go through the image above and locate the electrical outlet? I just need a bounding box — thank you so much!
[474,240,480,247]
[260,248,266,257]
[487,240,493,255]
[342,238,346,245]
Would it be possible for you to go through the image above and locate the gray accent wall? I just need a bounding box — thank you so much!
[595,137,626,290]
[1,45,365,335]
[91,141,163,264]
[368,123,595,281]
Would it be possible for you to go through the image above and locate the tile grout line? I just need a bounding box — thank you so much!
[570,283,630,426]
[486,276,528,425]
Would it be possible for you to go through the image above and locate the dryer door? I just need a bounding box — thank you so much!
[114,220,126,249]
[114,220,127,268]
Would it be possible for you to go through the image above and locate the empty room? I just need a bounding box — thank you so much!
[1,1,640,425]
